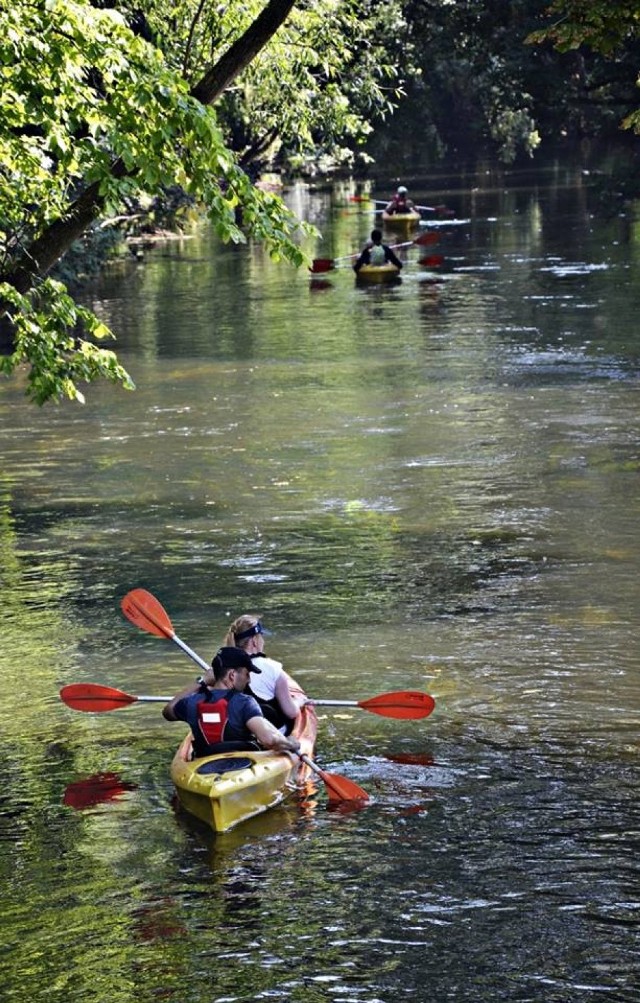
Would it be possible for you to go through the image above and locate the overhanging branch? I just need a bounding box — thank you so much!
[1,0,298,298]
[191,0,296,104]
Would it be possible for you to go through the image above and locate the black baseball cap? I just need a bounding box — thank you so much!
[211,646,262,673]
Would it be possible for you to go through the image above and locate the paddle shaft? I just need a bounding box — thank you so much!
[328,234,432,265]
[311,699,364,707]
[370,198,439,212]
[172,634,210,674]
[299,753,337,786]
[329,250,359,264]
[311,237,419,273]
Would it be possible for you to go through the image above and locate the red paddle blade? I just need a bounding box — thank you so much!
[320,770,370,804]
[299,753,370,803]
[419,254,444,268]
[359,691,435,720]
[309,259,335,273]
[121,588,174,639]
[414,231,440,246]
[348,195,370,203]
[60,683,137,712]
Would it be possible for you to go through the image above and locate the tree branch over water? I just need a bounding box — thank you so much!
[2,0,298,297]
[0,0,306,402]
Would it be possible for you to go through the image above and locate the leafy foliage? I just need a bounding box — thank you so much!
[0,279,135,405]
[526,0,640,56]
[219,1,409,172]
[0,0,313,403]
[133,0,411,173]
[367,0,640,167]
[366,0,546,167]
[526,0,640,135]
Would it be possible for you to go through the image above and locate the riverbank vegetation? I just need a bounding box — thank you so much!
[1,0,639,404]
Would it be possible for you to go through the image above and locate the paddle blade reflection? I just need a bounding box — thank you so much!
[63,772,137,810]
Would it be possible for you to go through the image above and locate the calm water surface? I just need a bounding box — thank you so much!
[1,161,640,1002]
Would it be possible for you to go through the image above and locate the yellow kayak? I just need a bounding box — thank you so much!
[170,675,317,832]
[356,263,401,283]
[381,210,421,228]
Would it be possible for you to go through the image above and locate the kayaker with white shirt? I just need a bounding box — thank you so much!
[223,615,305,733]
[353,229,403,273]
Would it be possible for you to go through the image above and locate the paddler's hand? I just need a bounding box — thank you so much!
[283,736,301,754]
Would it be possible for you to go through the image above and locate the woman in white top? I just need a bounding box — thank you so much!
[223,614,304,733]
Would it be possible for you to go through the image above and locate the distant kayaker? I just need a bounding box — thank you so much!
[162,646,301,758]
[224,614,305,734]
[384,185,415,215]
[353,229,403,273]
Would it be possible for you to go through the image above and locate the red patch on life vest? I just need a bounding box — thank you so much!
[196,696,230,745]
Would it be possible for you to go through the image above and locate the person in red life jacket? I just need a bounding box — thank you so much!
[161,646,301,758]
[384,185,415,215]
[353,229,403,273]
[224,614,305,735]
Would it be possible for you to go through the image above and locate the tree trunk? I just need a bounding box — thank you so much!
[4,161,128,295]
[1,0,298,297]
[238,127,281,170]
[191,0,296,104]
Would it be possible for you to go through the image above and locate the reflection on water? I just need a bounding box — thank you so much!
[1,159,640,1001]
[63,772,138,810]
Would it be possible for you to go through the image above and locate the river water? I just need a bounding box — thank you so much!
[1,159,639,1002]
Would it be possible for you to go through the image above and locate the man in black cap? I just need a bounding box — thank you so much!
[162,646,301,758]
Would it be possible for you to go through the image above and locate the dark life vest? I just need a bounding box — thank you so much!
[246,684,295,735]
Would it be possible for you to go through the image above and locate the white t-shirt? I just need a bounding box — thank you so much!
[248,654,283,702]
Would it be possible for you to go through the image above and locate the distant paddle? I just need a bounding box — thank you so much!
[418,254,445,268]
[309,251,359,274]
[349,196,453,215]
[417,231,440,246]
[310,231,437,274]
